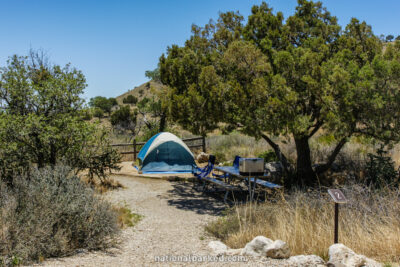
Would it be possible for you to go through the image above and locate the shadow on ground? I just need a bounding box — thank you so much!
[163,181,230,216]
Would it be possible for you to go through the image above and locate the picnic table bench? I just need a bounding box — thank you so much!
[202,176,236,202]
[214,166,281,201]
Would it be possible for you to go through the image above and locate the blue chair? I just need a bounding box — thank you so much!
[192,155,216,185]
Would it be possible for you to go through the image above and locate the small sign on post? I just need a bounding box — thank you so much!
[327,189,347,244]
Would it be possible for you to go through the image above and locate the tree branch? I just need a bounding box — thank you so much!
[260,133,292,175]
[308,120,323,138]
[316,136,348,174]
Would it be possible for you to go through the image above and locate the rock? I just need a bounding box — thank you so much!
[287,255,326,267]
[241,236,290,259]
[265,161,283,173]
[265,240,290,259]
[208,241,228,255]
[327,243,381,267]
[225,248,242,255]
[241,236,273,257]
[196,152,209,163]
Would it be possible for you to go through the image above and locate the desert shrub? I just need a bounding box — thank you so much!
[257,150,278,163]
[93,107,104,119]
[365,146,398,188]
[81,109,93,121]
[122,95,138,104]
[114,206,142,228]
[0,165,119,265]
[206,185,400,262]
[88,96,117,115]
[110,105,137,127]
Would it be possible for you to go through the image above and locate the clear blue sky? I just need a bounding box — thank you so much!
[1,0,399,102]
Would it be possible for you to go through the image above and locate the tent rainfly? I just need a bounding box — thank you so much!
[137,132,196,173]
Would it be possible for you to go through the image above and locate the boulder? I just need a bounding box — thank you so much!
[241,236,273,257]
[196,152,209,163]
[241,236,290,259]
[265,161,283,173]
[208,241,228,255]
[327,244,381,267]
[265,240,290,259]
[225,248,243,256]
[287,255,326,267]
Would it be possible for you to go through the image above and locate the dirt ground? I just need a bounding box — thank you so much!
[38,175,289,266]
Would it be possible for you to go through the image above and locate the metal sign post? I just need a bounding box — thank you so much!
[328,189,347,244]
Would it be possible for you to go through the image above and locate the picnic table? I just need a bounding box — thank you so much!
[214,166,281,201]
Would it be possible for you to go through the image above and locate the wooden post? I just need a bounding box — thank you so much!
[133,139,137,161]
[327,189,347,245]
[202,136,206,153]
[334,202,339,243]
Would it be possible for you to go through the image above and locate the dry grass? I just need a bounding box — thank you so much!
[206,185,400,262]
[207,132,271,161]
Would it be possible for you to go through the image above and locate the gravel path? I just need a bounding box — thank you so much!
[39,176,286,267]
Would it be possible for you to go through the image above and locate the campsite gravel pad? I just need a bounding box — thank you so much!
[39,176,294,266]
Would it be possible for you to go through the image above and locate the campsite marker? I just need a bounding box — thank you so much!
[327,189,347,244]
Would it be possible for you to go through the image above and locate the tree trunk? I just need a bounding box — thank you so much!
[49,142,57,166]
[294,136,317,186]
[159,113,166,132]
[260,134,292,176]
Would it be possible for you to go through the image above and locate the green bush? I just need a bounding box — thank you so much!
[0,166,119,265]
[93,107,104,119]
[258,150,278,163]
[110,105,137,128]
[122,95,138,104]
[366,146,398,188]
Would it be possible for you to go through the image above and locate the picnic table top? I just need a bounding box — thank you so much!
[214,166,271,179]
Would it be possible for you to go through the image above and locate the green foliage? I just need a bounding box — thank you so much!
[0,51,120,184]
[258,150,278,163]
[89,96,117,115]
[122,94,138,104]
[110,105,138,130]
[0,166,119,265]
[159,1,400,186]
[93,107,104,119]
[81,108,93,121]
[396,35,400,41]
[138,124,160,142]
[109,97,118,106]
[365,145,398,188]
[137,96,167,133]
[386,35,394,42]
[145,67,161,82]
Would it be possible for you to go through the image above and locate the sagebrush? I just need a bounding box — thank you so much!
[0,166,119,265]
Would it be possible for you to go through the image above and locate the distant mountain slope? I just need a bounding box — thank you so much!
[116,81,166,105]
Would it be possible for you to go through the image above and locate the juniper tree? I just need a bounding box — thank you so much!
[159,1,400,186]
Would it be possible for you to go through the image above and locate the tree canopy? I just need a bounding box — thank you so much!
[159,0,400,186]
[0,51,120,184]
[89,96,117,115]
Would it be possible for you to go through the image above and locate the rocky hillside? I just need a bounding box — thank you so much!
[116,81,165,105]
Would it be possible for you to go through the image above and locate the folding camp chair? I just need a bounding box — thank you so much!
[192,155,216,189]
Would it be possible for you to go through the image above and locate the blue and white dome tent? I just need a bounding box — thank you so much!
[137,132,196,173]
